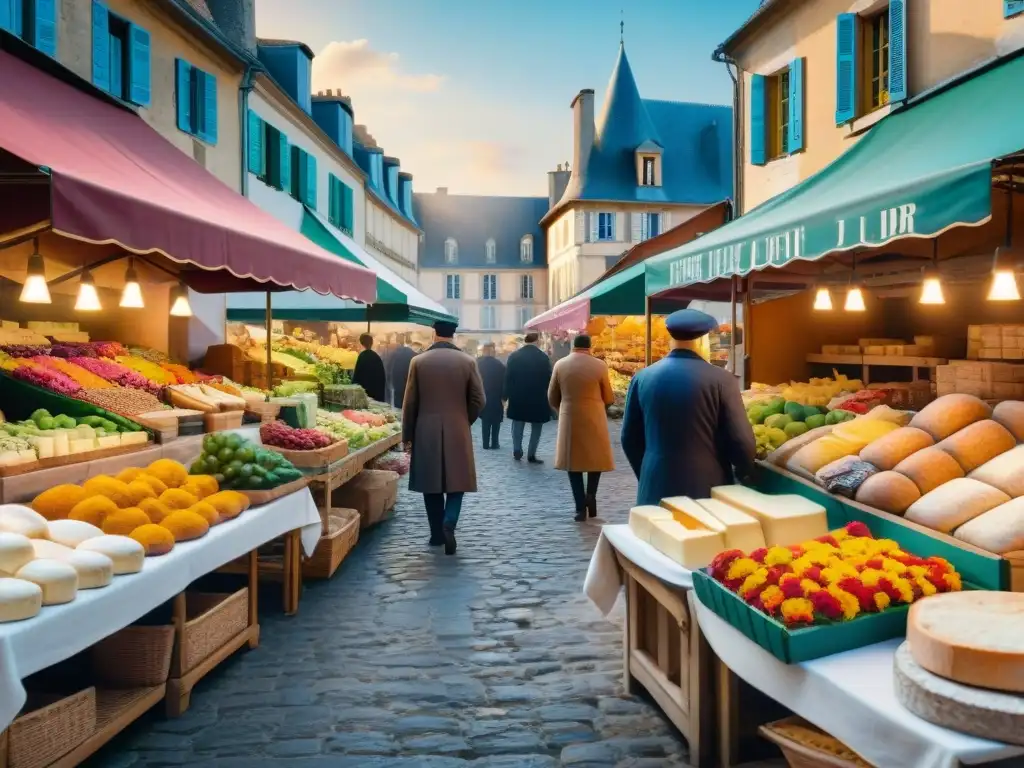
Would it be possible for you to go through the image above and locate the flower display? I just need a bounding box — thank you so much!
[94,341,129,358]
[708,522,962,628]
[9,360,83,396]
[160,363,198,384]
[115,356,176,385]
[70,357,161,394]
[32,356,115,389]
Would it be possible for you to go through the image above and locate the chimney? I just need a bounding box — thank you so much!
[547,165,571,209]
[436,187,448,195]
[570,89,595,182]
[205,0,256,54]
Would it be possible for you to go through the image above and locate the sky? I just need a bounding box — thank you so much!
[255,0,762,198]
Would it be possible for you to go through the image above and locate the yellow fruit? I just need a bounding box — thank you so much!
[186,474,219,498]
[101,507,151,536]
[188,501,220,526]
[159,488,199,511]
[137,498,173,524]
[130,524,175,556]
[146,459,188,489]
[82,475,133,507]
[136,474,168,495]
[159,510,209,542]
[125,479,157,506]
[205,491,250,521]
[31,484,89,521]
[115,467,147,484]
[68,495,119,527]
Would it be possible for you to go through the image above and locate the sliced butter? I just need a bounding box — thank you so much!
[710,485,827,548]
[695,498,767,553]
[648,519,725,570]
[628,506,673,543]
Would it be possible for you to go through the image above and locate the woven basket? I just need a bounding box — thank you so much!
[303,509,360,579]
[90,625,175,687]
[760,717,873,768]
[8,687,96,768]
[176,589,249,676]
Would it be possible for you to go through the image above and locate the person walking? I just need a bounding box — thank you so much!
[402,320,486,554]
[621,308,755,507]
[387,335,416,409]
[549,334,615,521]
[352,333,387,402]
[476,342,506,449]
[504,332,552,463]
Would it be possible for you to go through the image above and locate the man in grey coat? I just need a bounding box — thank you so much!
[387,334,416,409]
[402,320,486,555]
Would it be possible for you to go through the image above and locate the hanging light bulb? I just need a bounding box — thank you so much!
[919,271,945,304]
[845,283,866,312]
[987,247,1021,301]
[812,285,833,311]
[120,259,144,309]
[19,239,51,304]
[169,283,193,317]
[75,269,102,311]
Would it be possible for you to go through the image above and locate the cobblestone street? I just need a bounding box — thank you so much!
[91,420,698,767]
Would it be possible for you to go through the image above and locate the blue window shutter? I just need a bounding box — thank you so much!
[1007,1,1024,18]
[342,183,353,231]
[0,0,16,35]
[203,71,218,144]
[91,2,111,92]
[749,73,767,166]
[34,0,57,57]
[175,59,191,133]
[788,58,805,153]
[109,33,122,98]
[279,134,290,192]
[127,24,151,106]
[835,13,857,124]
[305,153,317,209]
[247,110,264,175]
[888,0,907,103]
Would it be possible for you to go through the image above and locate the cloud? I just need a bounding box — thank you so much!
[312,39,444,95]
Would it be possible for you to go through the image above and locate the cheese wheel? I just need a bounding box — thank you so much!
[30,540,114,589]
[47,519,104,548]
[893,446,965,495]
[904,478,1010,533]
[993,400,1024,443]
[908,591,1024,693]
[859,427,935,471]
[0,577,43,622]
[937,420,1016,474]
[15,559,78,605]
[910,394,991,441]
[854,471,921,515]
[954,497,1024,555]
[0,505,49,539]
[0,533,35,576]
[968,445,1024,498]
[76,535,145,575]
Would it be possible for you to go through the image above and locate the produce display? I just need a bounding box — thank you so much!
[322,383,369,410]
[260,420,334,451]
[168,383,247,412]
[316,408,401,450]
[1,409,147,467]
[191,433,303,491]
[79,387,168,416]
[369,450,410,476]
[273,380,319,398]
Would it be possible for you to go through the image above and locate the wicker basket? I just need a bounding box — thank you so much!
[175,589,249,676]
[90,625,175,687]
[303,509,360,579]
[760,717,873,768]
[8,687,96,768]
[204,410,244,432]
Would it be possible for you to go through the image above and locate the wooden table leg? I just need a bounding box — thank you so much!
[623,573,640,695]
[166,592,189,717]
[248,549,260,649]
[289,530,302,615]
[281,531,294,615]
[716,656,739,768]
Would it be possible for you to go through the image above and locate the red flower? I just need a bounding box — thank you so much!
[787,544,807,556]
[845,521,872,539]
[765,566,787,586]
[780,578,806,599]
[710,550,743,581]
[811,590,843,620]
[748,595,766,613]
[815,535,840,548]
[925,566,949,592]
[865,557,885,570]
[749,547,768,564]
[838,576,879,612]
[803,565,823,583]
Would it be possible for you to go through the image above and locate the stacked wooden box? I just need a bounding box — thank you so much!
[936,360,1024,400]
[967,325,1024,361]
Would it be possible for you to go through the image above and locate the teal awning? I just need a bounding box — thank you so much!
[646,53,1024,295]
[227,208,457,326]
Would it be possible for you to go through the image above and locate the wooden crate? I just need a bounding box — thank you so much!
[303,509,360,579]
[7,688,96,768]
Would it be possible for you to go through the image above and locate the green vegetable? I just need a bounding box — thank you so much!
[783,401,805,419]
[784,421,809,438]
[805,414,827,429]
[764,413,793,430]
[746,405,766,425]
[30,409,51,424]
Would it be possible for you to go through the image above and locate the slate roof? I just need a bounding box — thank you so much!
[256,37,315,59]
[415,194,549,270]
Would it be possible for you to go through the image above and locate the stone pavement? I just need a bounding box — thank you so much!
[89,421,705,767]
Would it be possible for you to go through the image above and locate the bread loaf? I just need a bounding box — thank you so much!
[859,427,935,471]
[993,400,1024,443]
[968,445,1024,498]
[953,497,1024,554]
[905,478,1010,533]
[893,447,965,494]
[937,420,1016,474]
[854,471,921,515]
[831,418,900,450]
[0,577,43,622]
[910,394,992,440]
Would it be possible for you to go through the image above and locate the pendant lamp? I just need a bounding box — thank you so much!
[120,259,144,308]
[812,285,833,311]
[169,283,193,317]
[988,189,1021,301]
[919,242,945,305]
[75,269,102,311]
[19,239,51,304]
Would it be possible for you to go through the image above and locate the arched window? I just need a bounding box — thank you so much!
[520,235,534,263]
[485,238,496,264]
[444,237,458,264]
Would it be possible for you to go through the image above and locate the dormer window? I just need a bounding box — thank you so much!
[635,144,662,187]
[445,237,458,264]
[643,158,655,185]
[485,238,496,264]
[520,235,534,263]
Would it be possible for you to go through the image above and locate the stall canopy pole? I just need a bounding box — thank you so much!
[742,277,752,388]
[265,291,272,387]
[644,296,653,367]
[730,276,738,376]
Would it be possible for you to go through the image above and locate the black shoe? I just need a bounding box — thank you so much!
[429,536,445,546]
[527,456,543,464]
[493,444,501,450]
[513,451,523,461]
[574,509,587,522]
[587,496,597,518]
[442,524,457,555]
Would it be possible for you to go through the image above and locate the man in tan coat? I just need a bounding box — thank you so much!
[549,334,615,521]
[402,320,486,554]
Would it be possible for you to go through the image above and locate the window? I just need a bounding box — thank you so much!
[642,157,655,186]
[2,0,57,57]
[519,274,534,300]
[445,274,461,300]
[1007,1,1024,19]
[595,212,615,241]
[249,116,290,191]
[520,235,534,263]
[485,238,496,264]
[482,274,497,301]
[517,306,532,330]
[481,306,497,330]
[175,59,218,144]
[641,213,661,241]
[835,5,906,125]
[750,58,803,165]
[290,145,317,208]
[328,174,354,235]
[91,2,150,105]
[444,238,458,264]
[768,68,790,160]
[865,11,890,112]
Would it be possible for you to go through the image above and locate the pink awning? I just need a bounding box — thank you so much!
[524,296,590,332]
[0,51,376,301]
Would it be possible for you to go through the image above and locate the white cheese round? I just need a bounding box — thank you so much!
[31,540,113,589]
[77,535,145,575]
[0,505,49,539]
[0,577,43,622]
[47,519,104,548]
[15,559,79,605]
[0,532,35,576]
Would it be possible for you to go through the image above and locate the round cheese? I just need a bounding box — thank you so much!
[0,505,49,539]
[954,497,1024,555]
[77,535,145,575]
[910,394,991,441]
[15,559,79,605]
[30,540,114,589]
[859,427,935,471]
[0,532,35,576]
[937,419,1016,474]
[893,446,965,495]
[854,471,921,515]
[0,577,43,622]
[47,519,104,548]
[904,478,1010,533]
[908,591,1024,694]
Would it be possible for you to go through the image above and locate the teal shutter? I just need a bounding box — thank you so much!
[305,153,317,208]
[1007,1,1024,18]
[328,175,340,225]
[109,32,122,98]
[749,73,767,166]
[290,146,303,198]
[0,0,18,35]
[788,58,805,153]
[202,71,218,144]
[835,13,858,124]
[128,24,151,106]
[888,0,907,103]
[91,1,111,93]
[342,183,353,232]
[247,110,264,174]
[34,0,57,57]
[278,135,291,192]
[175,59,191,132]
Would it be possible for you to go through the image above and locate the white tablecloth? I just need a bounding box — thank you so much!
[0,488,321,731]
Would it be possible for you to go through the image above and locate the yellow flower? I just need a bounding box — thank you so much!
[839,538,869,557]
[916,576,938,597]
[943,572,962,591]
[791,556,814,577]
[844,554,869,570]
[780,597,815,624]
[891,576,915,603]
[800,579,822,595]
[820,567,844,585]
[908,565,928,579]
[831,527,850,542]
[880,558,908,576]
[739,568,769,598]
[726,557,760,582]
[761,585,785,611]
[764,546,794,567]
[806,549,834,566]
[827,584,860,621]
[859,568,885,588]
[873,592,891,611]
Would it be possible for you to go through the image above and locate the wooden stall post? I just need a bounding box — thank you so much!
[742,277,752,388]
[248,548,260,649]
[645,296,653,367]
[730,276,738,376]
[265,291,273,382]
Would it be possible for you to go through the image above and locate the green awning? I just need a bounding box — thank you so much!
[646,53,1024,295]
[227,208,456,326]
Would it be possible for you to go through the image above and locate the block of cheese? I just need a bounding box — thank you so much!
[0,578,43,623]
[0,533,35,577]
[993,400,1024,443]
[831,418,901,450]
[15,559,78,605]
[953,497,1024,554]
[709,485,828,546]
[787,435,863,479]
[30,540,114,589]
[968,445,1024,498]
[904,478,1010,533]
[695,498,767,552]
[859,427,935,471]
[910,394,992,441]
[628,506,673,543]
[648,519,725,570]
[854,471,921,515]
[661,497,728,532]
[908,591,1024,693]
[893,446,965,495]
[77,535,145,575]
[766,425,834,466]
[937,420,1016,474]
[47,519,104,548]
[0,505,48,539]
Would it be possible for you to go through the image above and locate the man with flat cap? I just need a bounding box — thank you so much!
[621,308,755,507]
[402,319,487,554]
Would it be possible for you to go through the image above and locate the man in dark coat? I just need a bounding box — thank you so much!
[387,336,416,409]
[403,320,486,555]
[476,342,506,449]
[504,332,553,463]
[352,333,386,402]
[621,308,755,507]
